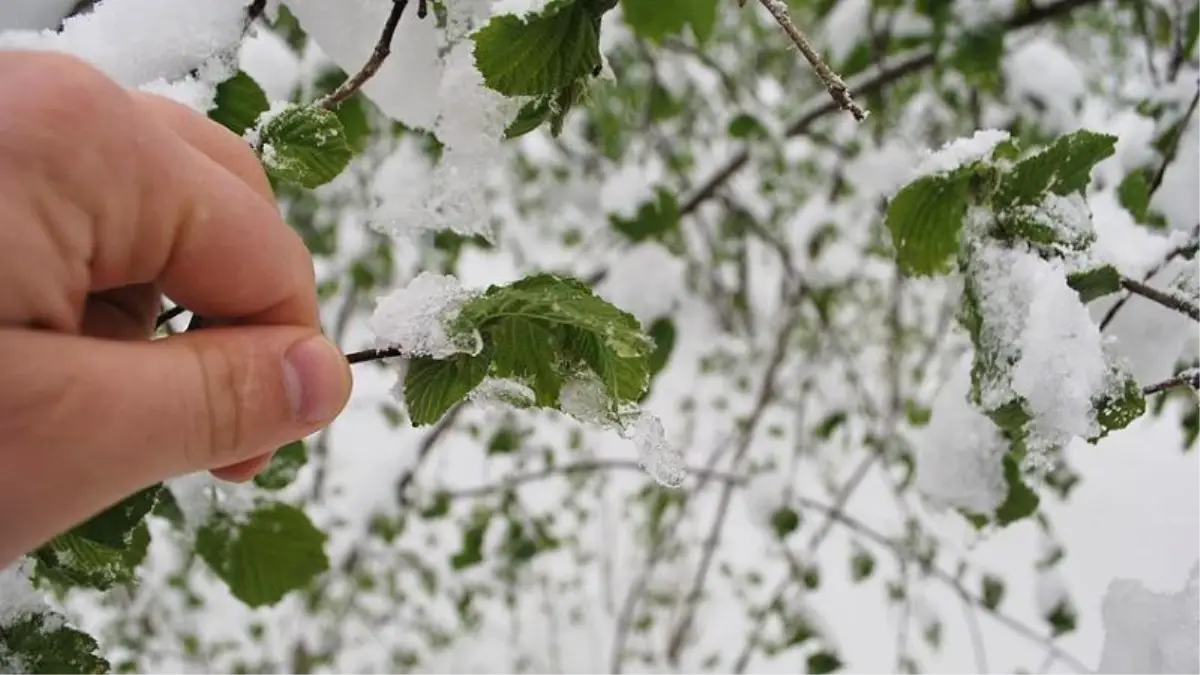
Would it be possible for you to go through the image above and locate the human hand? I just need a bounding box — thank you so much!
[0,52,352,566]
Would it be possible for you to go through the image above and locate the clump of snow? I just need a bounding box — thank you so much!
[0,558,44,627]
[1097,563,1199,673]
[596,243,686,323]
[558,375,615,427]
[1002,39,1084,134]
[469,377,536,409]
[969,243,1108,455]
[489,0,560,18]
[1011,192,1096,257]
[621,413,686,488]
[916,356,1009,514]
[1035,568,1071,616]
[369,272,481,359]
[238,25,301,100]
[0,0,247,112]
[913,129,1011,178]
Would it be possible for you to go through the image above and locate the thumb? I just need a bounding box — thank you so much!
[0,326,350,560]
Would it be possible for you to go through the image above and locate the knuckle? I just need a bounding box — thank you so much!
[181,338,248,469]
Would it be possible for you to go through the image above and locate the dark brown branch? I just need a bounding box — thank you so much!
[1120,276,1200,322]
[155,304,187,329]
[345,346,405,364]
[1099,224,1199,331]
[316,0,412,111]
[1148,87,1200,196]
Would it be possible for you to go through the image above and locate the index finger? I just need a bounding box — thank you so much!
[0,51,319,329]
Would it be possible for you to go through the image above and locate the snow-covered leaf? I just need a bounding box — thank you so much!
[405,348,494,426]
[994,130,1116,207]
[256,104,353,188]
[0,612,108,674]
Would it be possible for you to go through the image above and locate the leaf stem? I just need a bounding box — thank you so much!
[344,346,405,364]
[315,0,416,111]
[756,0,867,121]
[1142,370,1200,396]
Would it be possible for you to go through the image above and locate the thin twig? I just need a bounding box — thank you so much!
[1099,224,1199,330]
[1148,87,1200,195]
[155,304,186,329]
[395,402,463,507]
[757,0,867,121]
[664,302,803,664]
[1119,276,1200,322]
[345,346,405,364]
[316,0,413,111]
[679,0,1103,217]
[1142,370,1200,396]
[443,460,743,500]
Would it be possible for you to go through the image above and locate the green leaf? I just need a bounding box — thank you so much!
[257,105,353,188]
[1045,600,1077,636]
[487,317,564,406]
[34,533,134,590]
[994,455,1039,526]
[1093,370,1146,437]
[850,549,875,582]
[151,487,185,528]
[727,113,768,140]
[886,171,975,276]
[995,130,1117,206]
[981,574,1005,610]
[814,411,847,440]
[949,23,1005,89]
[505,95,555,139]
[1117,170,1152,222]
[473,0,601,96]
[0,612,108,674]
[404,347,494,426]
[196,502,329,607]
[253,440,308,490]
[451,511,493,570]
[620,0,719,43]
[209,71,270,136]
[807,650,843,674]
[72,485,160,549]
[646,317,677,379]
[769,507,800,539]
[610,188,679,243]
[1067,264,1122,303]
[458,274,653,402]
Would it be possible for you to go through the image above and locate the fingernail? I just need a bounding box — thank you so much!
[282,334,349,424]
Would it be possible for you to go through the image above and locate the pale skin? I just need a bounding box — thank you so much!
[0,51,353,566]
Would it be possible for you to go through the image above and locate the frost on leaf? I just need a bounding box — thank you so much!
[254,104,354,189]
[559,374,617,427]
[622,413,686,488]
[912,129,1011,179]
[1097,564,1199,673]
[369,272,482,359]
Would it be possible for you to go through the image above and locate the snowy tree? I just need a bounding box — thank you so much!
[0,0,1196,673]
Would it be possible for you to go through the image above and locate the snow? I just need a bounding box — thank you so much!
[1096,563,1199,673]
[1035,568,1070,616]
[0,0,76,31]
[0,0,247,112]
[469,377,537,408]
[595,242,686,324]
[622,413,686,488]
[239,25,302,100]
[916,355,1009,514]
[1002,39,1085,134]
[368,272,481,359]
[912,129,1011,178]
[970,243,1108,456]
[558,375,614,428]
[0,558,43,627]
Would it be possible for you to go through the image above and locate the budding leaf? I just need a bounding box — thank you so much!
[209,70,270,136]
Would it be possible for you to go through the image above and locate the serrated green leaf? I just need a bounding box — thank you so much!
[0,612,108,674]
[995,130,1116,206]
[981,574,1005,610]
[257,105,353,188]
[72,485,160,549]
[34,533,134,590]
[769,507,800,539]
[994,455,1039,526]
[1093,371,1146,437]
[404,347,494,426]
[611,188,679,242]
[473,0,601,96]
[1067,264,1122,303]
[253,440,308,491]
[487,317,564,406]
[505,96,556,139]
[620,0,719,43]
[886,171,974,276]
[209,71,270,137]
[196,502,329,607]
[807,650,843,674]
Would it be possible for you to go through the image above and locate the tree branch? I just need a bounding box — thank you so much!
[442,460,743,500]
[1142,369,1200,396]
[679,0,1103,217]
[1148,87,1200,196]
[756,0,866,121]
[1119,276,1200,322]
[315,0,418,111]
[1099,224,1199,331]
